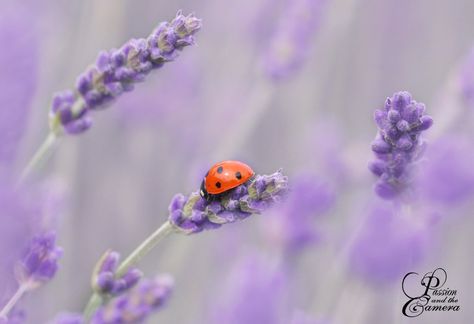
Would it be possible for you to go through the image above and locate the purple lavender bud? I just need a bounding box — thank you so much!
[91,275,173,324]
[168,170,288,234]
[262,0,328,80]
[369,91,433,199]
[49,11,201,136]
[49,313,83,324]
[14,232,62,290]
[349,203,431,284]
[91,250,143,296]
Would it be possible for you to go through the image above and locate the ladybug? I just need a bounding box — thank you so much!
[200,160,255,201]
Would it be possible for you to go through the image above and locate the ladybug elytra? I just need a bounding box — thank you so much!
[200,160,255,201]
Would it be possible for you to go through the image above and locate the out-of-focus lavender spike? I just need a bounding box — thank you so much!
[262,0,328,80]
[0,183,40,297]
[49,11,202,136]
[459,46,474,107]
[14,231,63,290]
[0,3,38,168]
[417,136,474,207]
[264,174,334,253]
[91,250,143,296]
[210,255,287,324]
[168,170,288,234]
[349,203,431,283]
[49,313,83,324]
[368,91,433,199]
[91,275,173,324]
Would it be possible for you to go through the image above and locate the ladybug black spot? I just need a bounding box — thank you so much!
[235,171,242,180]
[217,166,223,174]
[215,181,222,188]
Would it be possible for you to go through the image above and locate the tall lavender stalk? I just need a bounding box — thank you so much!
[19,11,202,183]
[368,91,433,199]
[83,170,288,319]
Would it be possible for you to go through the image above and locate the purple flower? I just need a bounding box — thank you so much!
[210,255,287,324]
[349,202,431,284]
[262,0,328,80]
[417,135,474,206]
[459,46,474,107]
[0,2,38,168]
[168,170,288,234]
[91,275,173,324]
[49,11,201,135]
[264,174,334,252]
[49,313,83,324]
[92,250,142,296]
[368,91,433,199]
[14,231,63,290]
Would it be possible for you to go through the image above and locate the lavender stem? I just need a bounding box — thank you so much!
[83,221,174,319]
[18,132,58,184]
[0,284,28,319]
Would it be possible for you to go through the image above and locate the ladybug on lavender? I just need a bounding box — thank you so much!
[200,160,255,201]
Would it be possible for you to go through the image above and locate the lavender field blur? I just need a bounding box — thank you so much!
[1,0,474,323]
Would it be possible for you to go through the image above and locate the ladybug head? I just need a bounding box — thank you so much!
[200,179,210,201]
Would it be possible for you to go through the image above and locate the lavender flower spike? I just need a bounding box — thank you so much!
[91,250,143,296]
[91,275,173,324]
[0,232,62,319]
[368,91,433,199]
[15,231,63,290]
[169,170,288,234]
[49,10,201,135]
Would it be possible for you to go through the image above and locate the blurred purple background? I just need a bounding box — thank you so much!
[1,0,474,323]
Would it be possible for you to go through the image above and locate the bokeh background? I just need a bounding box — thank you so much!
[2,0,474,323]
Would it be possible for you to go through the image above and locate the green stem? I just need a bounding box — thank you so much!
[83,221,175,320]
[18,133,58,185]
[0,284,28,319]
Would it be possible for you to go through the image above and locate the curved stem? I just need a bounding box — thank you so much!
[115,221,174,277]
[83,221,175,320]
[18,133,58,185]
[83,293,103,321]
[0,284,28,319]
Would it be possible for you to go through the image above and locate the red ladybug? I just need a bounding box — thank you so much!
[200,160,255,200]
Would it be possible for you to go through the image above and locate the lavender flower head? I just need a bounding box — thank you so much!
[91,250,142,296]
[91,275,173,324]
[49,11,201,135]
[368,91,433,199]
[14,231,62,290]
[262,0,328,80]
[169,170,288,234]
